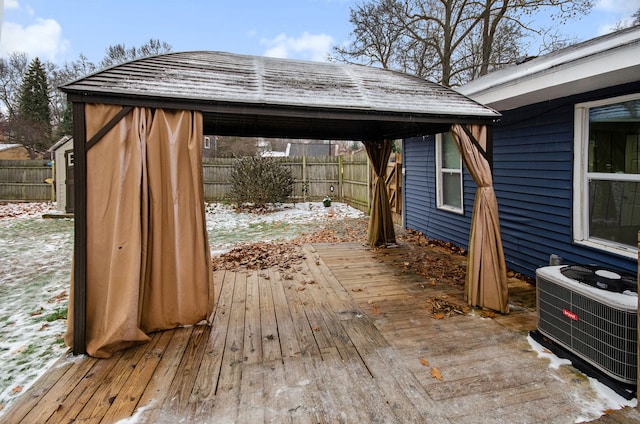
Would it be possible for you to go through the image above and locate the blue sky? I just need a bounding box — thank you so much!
[0,0,637,66]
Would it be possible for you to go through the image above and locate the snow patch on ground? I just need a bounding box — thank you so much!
[115,399,157,424]
[528,335,637,422]
[206,202,364,255]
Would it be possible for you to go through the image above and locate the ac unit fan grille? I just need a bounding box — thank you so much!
[537,275,637,385]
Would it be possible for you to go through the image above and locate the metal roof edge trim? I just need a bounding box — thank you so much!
[459,25,640,100]
[63,90,501,122]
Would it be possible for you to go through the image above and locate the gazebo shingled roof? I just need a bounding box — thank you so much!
[61,51,500,140]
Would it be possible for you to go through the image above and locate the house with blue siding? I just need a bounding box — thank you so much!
[403,25,640,279]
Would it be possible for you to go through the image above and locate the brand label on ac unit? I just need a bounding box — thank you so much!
[562,308,579,321]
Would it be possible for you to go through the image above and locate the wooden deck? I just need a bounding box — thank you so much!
[1,242,634,423]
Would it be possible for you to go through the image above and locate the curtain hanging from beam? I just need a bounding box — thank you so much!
[65,104,214,358]
[365,139,396,247]
[450,124,509,314]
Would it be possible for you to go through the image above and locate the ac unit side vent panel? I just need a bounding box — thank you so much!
[537,268,637,386]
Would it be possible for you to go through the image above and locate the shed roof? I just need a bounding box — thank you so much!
[60,51,499,140]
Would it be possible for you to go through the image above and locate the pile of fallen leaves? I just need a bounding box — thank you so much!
[0,202,55,219]
[400,229,467,255]
[211,217,369,271]
[212,242,305,271]
[426,294,470,319]
[399,230,467,289]
[294,217,369,244]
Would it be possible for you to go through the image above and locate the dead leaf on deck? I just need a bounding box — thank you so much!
[419,358,430,367]
[371,304,381,314]
[481,310,496,319]
[351,287,364,292]
[12,386,22,393]
[312,326,320,331]
[431,368,443,381]
[427,295,468,319]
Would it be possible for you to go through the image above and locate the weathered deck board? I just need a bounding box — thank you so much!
[1,241,634,423]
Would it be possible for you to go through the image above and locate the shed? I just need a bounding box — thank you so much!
[60,50,502,356]
[50,135,74,213]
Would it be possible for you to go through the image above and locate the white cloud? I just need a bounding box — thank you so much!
[0,18,69,62]
[5,0,20,9]
[596,0,638,14]
[261,32,334,62]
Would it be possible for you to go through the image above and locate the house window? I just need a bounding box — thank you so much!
[574,95,640,256]
[436,132,463,214]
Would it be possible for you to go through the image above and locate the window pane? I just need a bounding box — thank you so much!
[588,100,640,174]
[442,133,461,169]
[589,179,640,247]
[442,172,462,209]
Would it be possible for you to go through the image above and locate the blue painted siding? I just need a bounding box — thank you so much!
[403,83,640,279]
[404,135,473,248]
[493,102,577,276]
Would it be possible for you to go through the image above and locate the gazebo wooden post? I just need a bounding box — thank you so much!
[72,102,87,355]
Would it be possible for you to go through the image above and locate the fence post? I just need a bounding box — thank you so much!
[302,155,307,203]
[338,155,343,201]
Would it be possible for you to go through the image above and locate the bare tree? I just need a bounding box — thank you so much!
[0,52,29,117]
[333,0,409,70]
[47,54,97,137]
[334,0,594,86]
[99,38,172,69]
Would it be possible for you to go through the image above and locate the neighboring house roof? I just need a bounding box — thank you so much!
[60,51,499,141]
[0,144,23,151]
[287,142,333,156]
[458,25,640,110]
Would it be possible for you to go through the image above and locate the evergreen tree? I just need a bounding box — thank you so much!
[54,101,73,139]
[15,57,51,157]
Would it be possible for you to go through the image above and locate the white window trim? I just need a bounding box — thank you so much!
[436,133,464,214]
[573,93,640,259]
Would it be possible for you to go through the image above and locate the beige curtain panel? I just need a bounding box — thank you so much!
[450,124,509,314]
[365,140,396,247]
[65,104,214,358]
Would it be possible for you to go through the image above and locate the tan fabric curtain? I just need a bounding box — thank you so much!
[65,104,214,358]
[450,124,509,314]
[365,139,396,247]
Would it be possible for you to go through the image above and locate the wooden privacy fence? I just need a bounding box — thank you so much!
[202,153,372,212]
[0,153,403,221]
[387,153,402,218]
[0,160,53,201]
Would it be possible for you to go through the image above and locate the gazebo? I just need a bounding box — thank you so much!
[60,51,504,357]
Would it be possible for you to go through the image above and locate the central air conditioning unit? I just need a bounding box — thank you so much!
[535,265,638,396]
